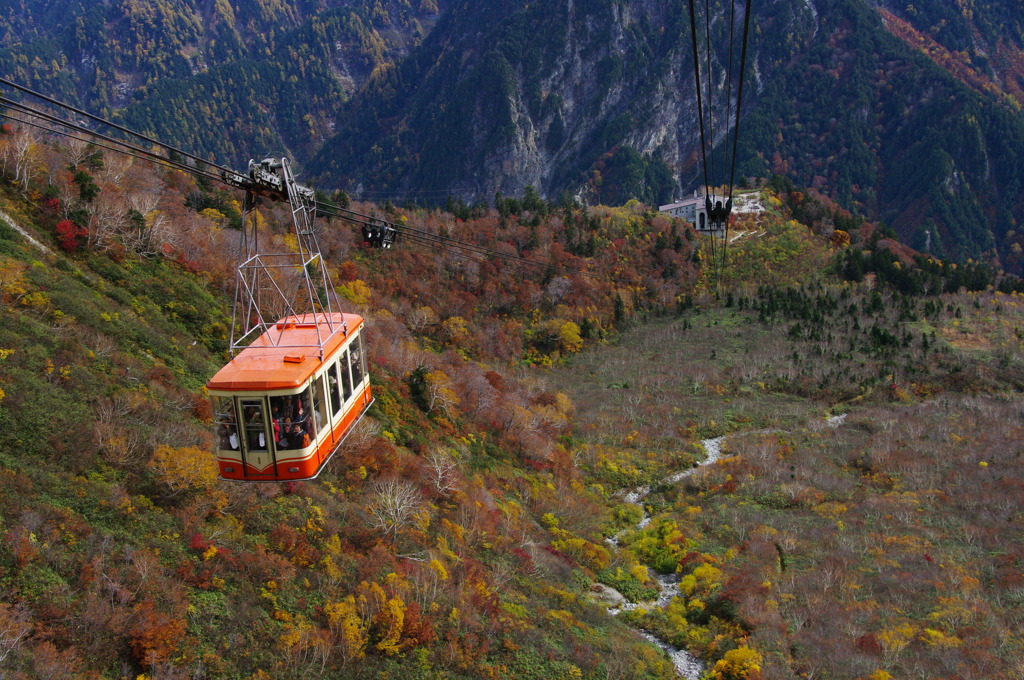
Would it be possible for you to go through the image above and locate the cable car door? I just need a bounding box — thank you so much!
[239,398,276,476]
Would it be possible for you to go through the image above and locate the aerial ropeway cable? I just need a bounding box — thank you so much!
[0,76,573,276]
[0,75,582,482]
[686,0,754,288]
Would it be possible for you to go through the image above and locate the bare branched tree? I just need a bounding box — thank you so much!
[368,478,422,543]
[425,448,460,498]
[0,602,31,664]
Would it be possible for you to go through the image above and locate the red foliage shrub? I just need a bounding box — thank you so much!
[483,371,506,391]
[269,523,321,566]
[189,533,209,551]
[856,633,883,656]
[7,526,39,567]
[337,261,359,282]
[402,601,436,646]
[191,395,213,424]
[511,547,535,573]
[229,543,296,584]
[127,599,186,664]
[55,219,88,253]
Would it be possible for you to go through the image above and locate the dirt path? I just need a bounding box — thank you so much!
[0,208,54,256]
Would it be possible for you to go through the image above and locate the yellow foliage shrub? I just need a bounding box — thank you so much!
[340,279,372,306]
[324,596,367,663]
[708,646,763,680]
[428,558,448,581]
[374,597,405,655]
[150,445,220,495]
[557,321,583,353]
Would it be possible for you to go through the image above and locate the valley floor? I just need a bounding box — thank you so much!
[545,294,1024,679]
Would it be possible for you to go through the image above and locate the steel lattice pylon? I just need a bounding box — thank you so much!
[226,158,346,358]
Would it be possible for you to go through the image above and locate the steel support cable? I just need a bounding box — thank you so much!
[385,231,502,269]
[0,111,203,179]
[0,102,223,185]
[727,0,754,198]
[703,0,716,194]
[686,0,711,196]
[0,116,223,187]
[315,203,574,274]
[687,0,719,288]
[0,97,224,184]
[721,0,737,279]
[0,77,575,275]
[1,90,570,276]
[724,0,737,201]
[0,76,233,177]
[724,0,753,275]
[314,201,575,274]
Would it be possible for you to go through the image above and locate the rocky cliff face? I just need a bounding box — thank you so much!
[311,0,818,205]
[312,0,1024,270]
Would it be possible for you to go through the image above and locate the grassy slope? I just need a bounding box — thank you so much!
[4,156,1022,680]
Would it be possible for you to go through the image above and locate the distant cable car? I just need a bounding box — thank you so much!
[208,158,373,481]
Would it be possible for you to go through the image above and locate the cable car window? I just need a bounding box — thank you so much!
[214,397,239,450]
[311,377,327,438]
[359,334,368,384]
[293,386,315,440]
[240,399,269,452]
[350,336,363,387]
[327,363,342,417]
[340,349,353,402]
[269,395,292,449]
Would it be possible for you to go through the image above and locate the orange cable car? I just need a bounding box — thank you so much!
[207,158,373,481]
[207,313,372,481]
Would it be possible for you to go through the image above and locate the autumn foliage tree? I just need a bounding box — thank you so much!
[150,444,221,498]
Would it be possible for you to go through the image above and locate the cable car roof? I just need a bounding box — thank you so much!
[207,313,364,391]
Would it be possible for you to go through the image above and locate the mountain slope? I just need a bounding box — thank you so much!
[0,0,445,167]
[1,0,1023,270]
[0,126,705,679]
[311,0,1024,272]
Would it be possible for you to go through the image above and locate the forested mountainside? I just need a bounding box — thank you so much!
[312,0,1024,272]
[0,0,445,165]
[1,0,1023,272]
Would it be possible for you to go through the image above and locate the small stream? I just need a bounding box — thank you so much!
[603,416,845,678]
[604,436,725,679]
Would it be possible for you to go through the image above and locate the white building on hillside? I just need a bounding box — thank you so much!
[659,189,763,232]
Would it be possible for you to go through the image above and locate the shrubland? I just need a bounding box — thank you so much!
[2,120,1023,680]
[0,122,708,679]
[549,197,1024,678]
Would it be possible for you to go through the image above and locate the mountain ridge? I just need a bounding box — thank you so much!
[1,0,1023,269]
